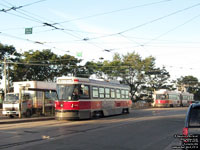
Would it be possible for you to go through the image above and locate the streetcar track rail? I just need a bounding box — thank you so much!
[0,125,106,149]
[0,109,188,149]
[0,114,185,149]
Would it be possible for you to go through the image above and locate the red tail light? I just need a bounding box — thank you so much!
[183,127,188,136]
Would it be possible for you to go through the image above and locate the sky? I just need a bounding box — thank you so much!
[1,0,200,81]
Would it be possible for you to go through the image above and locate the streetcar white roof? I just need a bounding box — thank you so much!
[57,77,129,90]
[155,89,193,96]
[155,89,181,95]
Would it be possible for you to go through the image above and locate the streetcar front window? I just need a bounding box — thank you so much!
[57,84,90,101]
[57,85,76,101]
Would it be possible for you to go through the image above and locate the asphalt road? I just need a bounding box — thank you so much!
[0,107,188,150]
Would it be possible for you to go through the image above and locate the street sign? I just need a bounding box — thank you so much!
[25,28,33,34]
[76,52,82,57]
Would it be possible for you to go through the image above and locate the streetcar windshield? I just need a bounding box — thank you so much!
[57,84,90,101]
[57,85,77,101]
[156,94,168,100]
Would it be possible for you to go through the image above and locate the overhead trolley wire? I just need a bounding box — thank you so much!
[119,2,200,34]
[0,3,44,23]
[57,0,175,24]
[87,2,200,41]
[0,31,75,55]
[2,0,200,57]
[2,60,200,72]
[0,0,178,46]
[113,12,200,54]
[0,0,175,35]
[0,0,106,52]
[0,0,47,12]
[141,13,200,46]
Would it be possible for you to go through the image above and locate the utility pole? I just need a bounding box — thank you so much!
[4,57,7,97]
[42,91,45,116]
[4,50,17,95]
[19,86,22,118]
[7,63,10,93]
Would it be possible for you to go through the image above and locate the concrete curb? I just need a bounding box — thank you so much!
[0,117,55,124]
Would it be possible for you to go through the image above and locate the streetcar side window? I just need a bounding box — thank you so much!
[156,94,168,100]
[183,95,189,100]
[105,88,110,99]
[92,87,99,98]
[169,94,173,100]
[169,94,179,100]
[121,90,125,99]
[116,89,121,99]
[99,87,105,99]
[111,89,115,99]
[79,85,90,99]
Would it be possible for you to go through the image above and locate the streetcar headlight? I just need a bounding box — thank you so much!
[60,104,63,107]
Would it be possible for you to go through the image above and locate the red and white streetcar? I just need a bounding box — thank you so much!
[55,77,132,120]
[153,89,193,107]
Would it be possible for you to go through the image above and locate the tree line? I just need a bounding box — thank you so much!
[1,43,200,101]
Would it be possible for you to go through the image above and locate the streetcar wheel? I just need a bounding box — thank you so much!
[100,111,104,117]
[126,108,130,114]
[93,111,103,118]
[122,108,129,114]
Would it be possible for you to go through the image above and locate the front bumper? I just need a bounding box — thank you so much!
[2,111,19,115]
[55,110,79,120]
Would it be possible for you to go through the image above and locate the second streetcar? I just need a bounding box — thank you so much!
[153,89,193,107]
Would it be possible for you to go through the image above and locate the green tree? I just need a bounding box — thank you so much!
[100,52,156,101]
[57,54,81,77]
[0,43,20,80]
[144,67,172,102]
[12,49,81,81]
[76,61,103,78]
[177,75,198,89]
[145,67,171,91]
[176,75,200,100]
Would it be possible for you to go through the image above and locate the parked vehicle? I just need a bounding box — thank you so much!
[55,77,132,120]
[182,102,200,149]
[153,89,193,107]
[2,81,58,118]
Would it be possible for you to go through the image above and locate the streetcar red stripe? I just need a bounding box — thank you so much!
[156,100,169,104]
[55,100,132,110]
